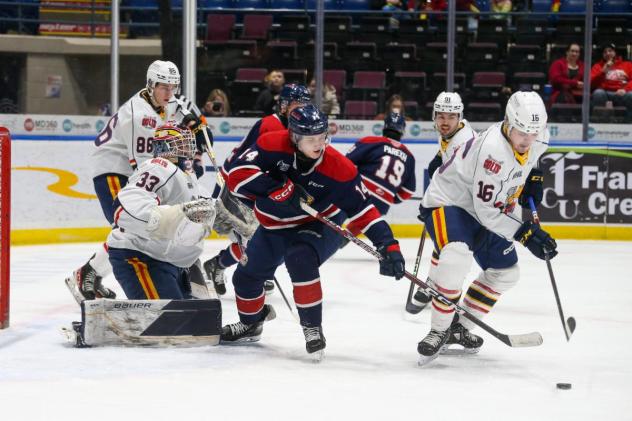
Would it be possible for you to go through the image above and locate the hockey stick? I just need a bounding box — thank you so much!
[528,197,576,341]
[272,276,299,322]
[404,226,427,313]
[299,200,543,348]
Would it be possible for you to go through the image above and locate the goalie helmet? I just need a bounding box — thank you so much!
[153,123,196,160]
[278,84,311,111]
[505,91,547,135]
[146,60,180,95]
[433,92,463,121]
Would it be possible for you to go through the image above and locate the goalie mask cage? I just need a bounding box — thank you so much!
[0,127,10,329]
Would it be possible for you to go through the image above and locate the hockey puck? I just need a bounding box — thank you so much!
[556,383,572,390]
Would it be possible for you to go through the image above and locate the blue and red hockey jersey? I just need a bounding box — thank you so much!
[226,129,397,247]
[346,136,416,215]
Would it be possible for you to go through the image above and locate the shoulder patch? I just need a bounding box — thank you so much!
[257,130,294,154]
[317,147,358,182]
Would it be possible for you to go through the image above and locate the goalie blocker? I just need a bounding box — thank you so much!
[69,298,222,347]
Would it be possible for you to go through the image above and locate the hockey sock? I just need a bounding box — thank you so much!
[218,243,241,268]
[285,243,322,327]
[89,244,113,277]
[460,265,519,331]
[429,242,472,332]
[233,268,266,325]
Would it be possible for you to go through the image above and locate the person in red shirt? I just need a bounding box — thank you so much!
[548,43,584,105]
[590,43,632,122]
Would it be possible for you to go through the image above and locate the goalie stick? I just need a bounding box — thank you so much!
[299,200,543,348]
[528,197,576,341]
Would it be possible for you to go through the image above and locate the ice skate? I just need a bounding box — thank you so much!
[417,328,451,366]
[441,322,483,355]
[220,304,276,343]
[406,287,431,314]
[64,261,116,305]
[203,256,227,295]
[302,325,326,362]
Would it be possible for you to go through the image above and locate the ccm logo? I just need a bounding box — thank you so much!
[272,183,294,201]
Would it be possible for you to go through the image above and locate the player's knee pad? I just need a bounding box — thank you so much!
[478,264,520,294]
[285,242,320,282]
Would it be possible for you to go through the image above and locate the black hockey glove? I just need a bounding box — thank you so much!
[519,168,544,208]
[268,178,311,212]
[427,153,443,180]
[378,240,405,280]
[514,221,558,260]
[417,203,431,223]
[181,113,213,152]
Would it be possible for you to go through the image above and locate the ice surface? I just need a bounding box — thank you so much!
[1,239,631,421]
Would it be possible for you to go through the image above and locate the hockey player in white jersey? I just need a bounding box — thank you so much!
[65,60,211,303]
[416,91,557,365]
[407,92,477,314]
[107,123,216,299]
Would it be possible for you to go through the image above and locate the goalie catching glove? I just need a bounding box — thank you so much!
[147,198,216,246]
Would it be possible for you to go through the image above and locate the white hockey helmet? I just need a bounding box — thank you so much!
[433,91,464,120]
[146,60,180,95]
[505,91,547,135]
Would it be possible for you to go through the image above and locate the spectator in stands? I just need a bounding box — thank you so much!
[308,78,340,117]
[202,89,231,117]
[590,44,632,122]
[548,43,584,105]
[374,94,413,121]
[491,0,512,17]
[255,69,285,116]
[382,0,407,20]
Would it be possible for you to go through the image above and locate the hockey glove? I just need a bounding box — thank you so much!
[514,221,558,260]
[181,113,213,152]
[378,240,406,280]
[518,168,544,208]
[427,153,443,180]
[268,178,311,212]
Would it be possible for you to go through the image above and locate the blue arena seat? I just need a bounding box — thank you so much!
[595,0,632,12]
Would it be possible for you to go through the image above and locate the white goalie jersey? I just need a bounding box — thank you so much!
[107,157,213,268]
[92,91,197,178]
[422,121,550,241]
[438,119,477,163]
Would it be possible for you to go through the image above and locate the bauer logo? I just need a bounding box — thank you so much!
[372,124,382,135]
[220,121,230,134]
[63,119,73,132]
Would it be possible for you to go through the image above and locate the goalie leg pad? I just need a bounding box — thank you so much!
[79,298,222,347]
[109,248,188,300]
[286,242,322,327]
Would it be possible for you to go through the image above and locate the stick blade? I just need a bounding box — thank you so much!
[567,317,576,334]
[507,332,544,348]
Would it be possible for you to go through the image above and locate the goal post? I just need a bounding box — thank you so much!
[0,127,10,329]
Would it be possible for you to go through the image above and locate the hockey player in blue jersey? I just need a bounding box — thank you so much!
[220,104,405,360]
[203,84,312,296]
[345,112,416,226]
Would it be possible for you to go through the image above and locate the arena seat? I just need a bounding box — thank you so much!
[344,100,377,119]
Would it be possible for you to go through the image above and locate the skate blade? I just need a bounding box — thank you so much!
[309,349,325,363]
[440,344,481,356]
[64,277,84,305]
[221,335,262,344]
[417,352,440,367]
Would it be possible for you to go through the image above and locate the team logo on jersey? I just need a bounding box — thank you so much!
[142,116,157,129]
[276,160,290,172]
[483,156,502,174]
